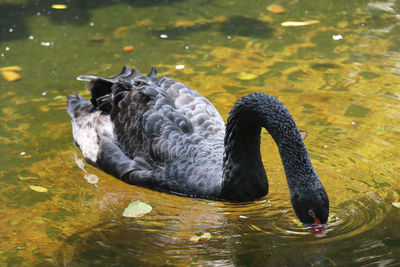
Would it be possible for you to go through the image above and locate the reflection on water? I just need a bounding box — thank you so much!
[0,0,400,265]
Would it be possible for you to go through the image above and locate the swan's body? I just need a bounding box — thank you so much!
[67,66,329,223]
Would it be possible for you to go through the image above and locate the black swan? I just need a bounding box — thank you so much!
[67,66,329,224]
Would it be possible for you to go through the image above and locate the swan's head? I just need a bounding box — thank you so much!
[290,186,329,224]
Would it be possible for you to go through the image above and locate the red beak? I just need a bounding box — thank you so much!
[309,210,325,236]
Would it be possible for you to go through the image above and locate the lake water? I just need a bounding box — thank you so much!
[1,0,399,265]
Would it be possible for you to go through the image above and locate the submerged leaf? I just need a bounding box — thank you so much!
[2,71,21,82]
[74,153,85,171]
[281,20,320,27]
[267,4,286,14]
[122,200,152,218]
[237,72,258,80]
[29,185,48,193]
[344,104,371,118]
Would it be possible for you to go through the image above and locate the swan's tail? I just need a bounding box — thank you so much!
[76,66,144,110]
[66,92,155,185]
[66,93,92,119]
[67,93,115,165]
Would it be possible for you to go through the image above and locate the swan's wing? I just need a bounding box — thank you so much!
[108,82,195,164]
[91,67,225,163]
[156,76,225,137]
[78,66,225,135]
[70,66,225,194]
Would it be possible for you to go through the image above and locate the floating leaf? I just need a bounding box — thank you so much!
[51,4,67,9]
[122,200,152,218]
[267,4,286,14]
[2,71,21,82]
[393,202,400,208]
[190,232,212,242]
[0,66,22,72]
[123,46,134,52]
[29,185,48,193]
[281,20,320,27]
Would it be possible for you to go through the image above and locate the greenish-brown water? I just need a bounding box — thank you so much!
[1,0,400,265]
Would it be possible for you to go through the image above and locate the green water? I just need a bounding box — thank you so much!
[1,0,400,265]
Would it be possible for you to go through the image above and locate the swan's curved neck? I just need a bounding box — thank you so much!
[220,93,317,201]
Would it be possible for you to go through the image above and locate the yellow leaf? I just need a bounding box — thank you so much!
[1,71,21,82]
[267,4,286,14]
[281,20,320,27]
[0,66,22,72]
[29,185,48,193]
[393,202,400,208]
[51,4,67,9]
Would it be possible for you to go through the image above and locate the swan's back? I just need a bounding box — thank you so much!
[67,66,226,197]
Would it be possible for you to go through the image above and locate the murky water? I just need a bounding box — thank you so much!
[1,0,399,265]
